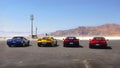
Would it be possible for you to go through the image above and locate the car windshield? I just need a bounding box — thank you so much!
[42,37,49,39]
[67,37,76,40]
[42,37,54,40]
[13,37,23,39]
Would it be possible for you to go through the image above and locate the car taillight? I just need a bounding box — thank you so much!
[64,39,69,42]
[101,40,106,44]
[74,39,79,42]
[90,40,97,44]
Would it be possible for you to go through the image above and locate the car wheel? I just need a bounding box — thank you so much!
[89,45,93,48]
[76,43,79,47]
[77,44,79,47]
[38,43,41,47]
[63,44,66,47]
[38,45,41,47]
[8,45,12,47]
[103,45,107,48]
[23,43,26,47]
[55,41,57,46]
[27,42,29,46]
[53,42,57,47]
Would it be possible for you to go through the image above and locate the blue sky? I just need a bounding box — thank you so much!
[0,0,120,35]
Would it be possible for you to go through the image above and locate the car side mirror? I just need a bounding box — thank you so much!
[106,39,109,41]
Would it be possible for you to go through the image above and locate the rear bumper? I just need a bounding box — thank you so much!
[64,42,79,47]
[90,44,107,48]
[38,42,52,46]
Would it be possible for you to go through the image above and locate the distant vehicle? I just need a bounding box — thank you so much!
[37,36,57,47]
[7,36,30,47]
[89,37,108,48]
[63,36,79,47]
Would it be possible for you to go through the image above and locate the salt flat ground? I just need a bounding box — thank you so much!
[0,40,120,68]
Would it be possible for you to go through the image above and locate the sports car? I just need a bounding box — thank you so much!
[37,36,57,47]
[7,36,30,47]
[63,36,79,47]
[89,37,108,48]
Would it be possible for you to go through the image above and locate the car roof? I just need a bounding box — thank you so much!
[66,36,76,38]
[66,36,76,39]
[93,37,105,38]
[93,37,105,40]
[13,36,24,39]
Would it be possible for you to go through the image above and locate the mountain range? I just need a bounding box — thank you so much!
[50,23,120,36]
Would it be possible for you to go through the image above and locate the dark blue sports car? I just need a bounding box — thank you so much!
[7,36,30,47]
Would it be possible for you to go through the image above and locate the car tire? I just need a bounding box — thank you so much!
[27,41,30,46]
[63,44,66,47]
[27,42,29,46]
[38,45,41,47]
[55,41,57,46]
[77,43,79,47]
[38,43,42,47]
[89,45,93,48]
[53,41,57,47]
[8,45,12,47]
[22,43,26,47]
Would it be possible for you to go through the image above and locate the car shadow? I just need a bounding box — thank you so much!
[64,45,84,48]
[9,46,29,48]
[8,44,32,48]
[38,44,59,47]
[90,46,112,49]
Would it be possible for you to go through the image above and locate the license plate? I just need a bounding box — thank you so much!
[96,44,100,46]
[42,42,46,44]
[70,42,73,44]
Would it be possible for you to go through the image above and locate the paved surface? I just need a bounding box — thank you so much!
[0,40,120,68]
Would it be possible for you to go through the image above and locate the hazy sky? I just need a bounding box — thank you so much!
[0,0,120,34]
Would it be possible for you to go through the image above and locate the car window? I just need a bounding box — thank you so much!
[23,38,27,40]
[42,37,49,39]
[94,37,105,40]
[50,37,54,39]
[67,37,76,39]
[13,37,23,39]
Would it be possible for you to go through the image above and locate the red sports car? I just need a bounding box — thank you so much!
[89,37,108,48]
[63,36,79,47]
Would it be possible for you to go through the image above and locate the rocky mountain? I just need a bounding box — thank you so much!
[50,23,120,36]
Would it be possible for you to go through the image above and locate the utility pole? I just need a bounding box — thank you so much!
[46,33,48,36]
[36,27,37,36]
[30,14,34,38]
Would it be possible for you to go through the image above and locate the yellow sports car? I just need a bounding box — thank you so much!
[37,36,57,47]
